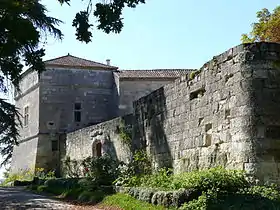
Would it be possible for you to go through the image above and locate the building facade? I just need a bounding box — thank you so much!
[10,54,190,175]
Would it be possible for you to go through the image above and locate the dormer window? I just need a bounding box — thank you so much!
[74,102,81,122]
[24,106,29,126]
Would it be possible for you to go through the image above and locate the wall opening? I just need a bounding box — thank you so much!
[190,88,206,100]
[52,140,58,151]
[74,102,82,122]
[92,141,102,157]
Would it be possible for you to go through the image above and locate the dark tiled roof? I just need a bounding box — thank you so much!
[44,54,118,70]
[117,69,193,78]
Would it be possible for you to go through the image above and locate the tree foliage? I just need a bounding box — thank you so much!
[0,0,62,165]
[0,0,145,166]
[241,6,280,43]
[61,0,145,43]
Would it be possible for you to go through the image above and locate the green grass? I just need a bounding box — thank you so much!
[101,193,175,210]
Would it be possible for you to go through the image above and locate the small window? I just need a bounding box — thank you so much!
[75,103,81,110]
[52,140,58,151]
[74,102,82,122]
[24,106,29,126]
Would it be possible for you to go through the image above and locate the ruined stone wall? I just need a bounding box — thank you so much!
[133,43,280,183]
[118,79,175,116]
[65,114,133,165]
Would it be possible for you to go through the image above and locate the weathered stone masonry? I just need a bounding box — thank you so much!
[133,43,280,183]
[66,42,280,184]
[65,115,133,165]
[12,42,280,184]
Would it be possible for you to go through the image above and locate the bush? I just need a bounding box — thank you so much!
[179,185,280,210]
[171,167,248,192]
[81,154,119,186]
[124,167,248,193]
[114,150,152,186]
[2,167,55,186]
[141,168,173,189]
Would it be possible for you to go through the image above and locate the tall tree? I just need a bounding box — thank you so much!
[0,0,145,166]
[0,0,62,165]
[241,6,280,43]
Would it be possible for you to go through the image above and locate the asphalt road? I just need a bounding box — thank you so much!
[0,187,103,210]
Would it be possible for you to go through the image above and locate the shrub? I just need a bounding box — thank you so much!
[141,168,173,189]
[81,154,119,186]
[2,167,55,186]
[171,167,248,192]
[114,150,152,186]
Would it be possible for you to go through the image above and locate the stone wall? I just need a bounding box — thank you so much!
[11,70,40,173]
[118,79,175,116]
[65,114,133,164]
[10,137,39,173]
[133,42,280,183]
[39,67,117,133]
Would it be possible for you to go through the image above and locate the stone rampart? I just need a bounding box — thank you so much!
[133,42,280,183]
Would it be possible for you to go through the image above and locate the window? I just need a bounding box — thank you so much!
[52,140,58,151]
[24,106,29,126]
[74,102,82,122]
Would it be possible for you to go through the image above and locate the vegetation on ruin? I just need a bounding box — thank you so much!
[19,151,280,209]
[0,0,146,166]
[242,6,280,43]
[117,121,132,147]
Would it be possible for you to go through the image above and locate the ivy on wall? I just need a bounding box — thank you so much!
[116,120,132,147]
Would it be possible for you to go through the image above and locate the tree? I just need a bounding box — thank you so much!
[0,0,145,166]
[60,0,145,43]
[241,6,280,43]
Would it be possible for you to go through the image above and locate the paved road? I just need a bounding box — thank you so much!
[0,187,103,210]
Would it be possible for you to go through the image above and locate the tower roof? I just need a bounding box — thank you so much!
[44,54,118,70]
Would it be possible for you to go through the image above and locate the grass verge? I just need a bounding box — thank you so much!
[101,193,175,210]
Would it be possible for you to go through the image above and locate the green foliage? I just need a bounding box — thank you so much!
[63,156,83,178]
[118,121,132,147]
[181,189,280,210]
[241,6,280,43]
[120,167,248,193]
[101,193,170,210]
[2,167,55,186]
[114,150,152,186]
[0,0,62,165]
[239,185,280,201]
[81,154,119,186]
[140,168,173,190]
[171,167,248,192]
[59,0,146,43]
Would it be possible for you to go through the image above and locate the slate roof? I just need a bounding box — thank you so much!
[117,69,193,79]
[44,54,118,70]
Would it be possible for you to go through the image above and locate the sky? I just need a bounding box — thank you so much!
[1,0,280,178]
[41,0,280,69]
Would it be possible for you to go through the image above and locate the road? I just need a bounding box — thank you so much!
[0,187,104,210]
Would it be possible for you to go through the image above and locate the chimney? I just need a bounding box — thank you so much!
[106,59,111,66]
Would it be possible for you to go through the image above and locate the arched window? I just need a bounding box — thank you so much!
[92,141,102,157]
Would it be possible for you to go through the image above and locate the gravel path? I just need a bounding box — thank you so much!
[0,187,104,210]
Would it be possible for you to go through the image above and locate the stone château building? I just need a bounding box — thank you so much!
[10,54,190,175]
[12,42,280,184]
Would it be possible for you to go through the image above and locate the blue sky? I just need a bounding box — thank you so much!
[1,0,280,178]
[42,0,280,69]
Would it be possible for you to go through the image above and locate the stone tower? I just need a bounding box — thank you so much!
[11,55,119,175]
